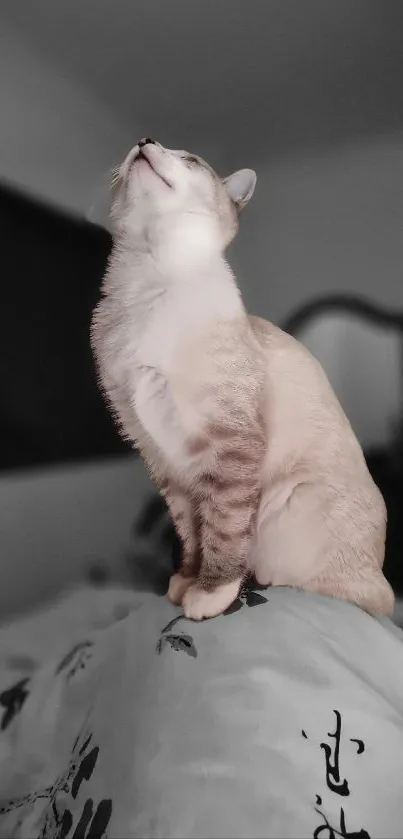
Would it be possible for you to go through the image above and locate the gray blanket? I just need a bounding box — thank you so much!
[0,581,403,838]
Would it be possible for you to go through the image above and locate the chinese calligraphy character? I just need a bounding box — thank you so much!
[320,710,349,796]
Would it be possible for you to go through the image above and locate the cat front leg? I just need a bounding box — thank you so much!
[182,446,263,620]
[163,482,200,605]
[133,369,200,603]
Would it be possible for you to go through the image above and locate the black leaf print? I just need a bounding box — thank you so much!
[0,677,30,731]
[160,616,183,634]
[0,722,111,838]
[223,597,244,615]
[71,748,99,799]
[57,808,73,839]
[157,634,197,658]
[79,735,94,756]
[85,799,112,838]
[56,799,112,839]
[56,643,94,677]
[169,634,197,657]
[156,637,165,655]
[245,590,268,607]
[250,579,271,591]
[223,580,269,616]
[157,614,197,657]
[71,799,94,839]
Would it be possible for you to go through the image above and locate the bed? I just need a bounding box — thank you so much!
[0,566,403,839]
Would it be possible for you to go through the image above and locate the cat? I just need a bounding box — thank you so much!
[91,138,394,621]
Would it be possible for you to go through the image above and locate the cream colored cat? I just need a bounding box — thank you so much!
[91,138,394,621]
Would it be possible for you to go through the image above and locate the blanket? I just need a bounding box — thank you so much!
[0,581,403,838]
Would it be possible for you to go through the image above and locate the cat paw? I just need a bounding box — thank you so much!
[254,567,272,587]
[167,573,196,605]
[182,579,242,621]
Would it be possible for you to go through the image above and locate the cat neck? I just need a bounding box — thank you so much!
[103,233,245,352]
[106,230,241,308]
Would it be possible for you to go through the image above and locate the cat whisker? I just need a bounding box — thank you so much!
[110,167,122,189]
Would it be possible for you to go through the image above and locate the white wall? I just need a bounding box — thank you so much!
[0,21,131,216]
[2,19,402,313]
[234,132,403,321]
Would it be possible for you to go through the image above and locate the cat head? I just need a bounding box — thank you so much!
[110,139,256,256]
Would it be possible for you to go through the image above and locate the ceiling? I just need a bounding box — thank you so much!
[2,0,403,168]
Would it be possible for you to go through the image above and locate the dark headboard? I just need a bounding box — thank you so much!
[0,182,130,471]
[282,293,403,594]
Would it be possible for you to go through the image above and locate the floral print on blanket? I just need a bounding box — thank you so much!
[0,641,112,839]
[156,580,269,658]
[0,723,112,838]
[0,583,393,839]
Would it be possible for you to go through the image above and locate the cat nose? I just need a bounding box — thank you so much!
[138,137,156,148]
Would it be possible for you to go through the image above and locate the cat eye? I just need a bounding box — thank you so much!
[185,155,199,166]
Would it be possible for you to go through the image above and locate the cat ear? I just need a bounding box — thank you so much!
[223,169,257,212]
